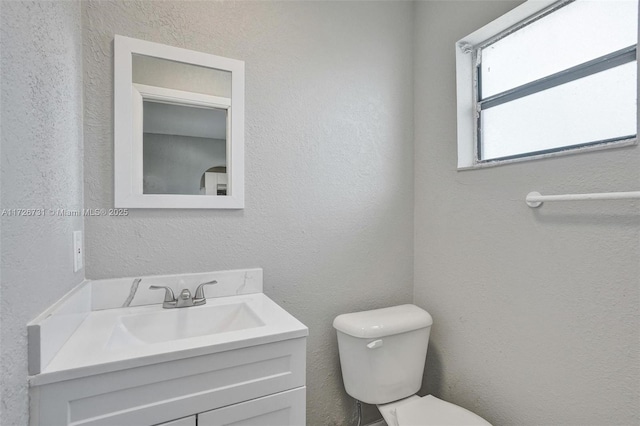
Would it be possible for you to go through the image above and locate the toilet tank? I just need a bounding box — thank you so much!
[333,304,433,405]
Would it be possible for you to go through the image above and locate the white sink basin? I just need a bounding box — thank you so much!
[28,268,310,388]
[36,292,307,384]
[115,302,265,345]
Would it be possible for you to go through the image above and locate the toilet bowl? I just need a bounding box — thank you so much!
[378,394,490,426]
[333,304,491,426]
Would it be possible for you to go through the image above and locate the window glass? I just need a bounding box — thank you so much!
[481,62,637,160]
[480,0,638,98]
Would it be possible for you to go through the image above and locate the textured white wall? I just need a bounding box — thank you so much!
[414,2,640,425]
[82,1,414,424]
[0,1,85,424]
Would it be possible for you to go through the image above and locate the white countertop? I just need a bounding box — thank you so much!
[30,293,308,386]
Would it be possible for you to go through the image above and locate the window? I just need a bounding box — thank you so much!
[455,0,638,168]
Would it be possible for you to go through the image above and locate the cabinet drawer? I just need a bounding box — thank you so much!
[198,387,305,426]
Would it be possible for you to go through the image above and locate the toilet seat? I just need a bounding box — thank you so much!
[378,395,491,426]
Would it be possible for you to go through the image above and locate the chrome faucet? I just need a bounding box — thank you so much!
[149,280,218,309]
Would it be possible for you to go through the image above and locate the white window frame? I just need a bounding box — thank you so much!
[455,0,638,170]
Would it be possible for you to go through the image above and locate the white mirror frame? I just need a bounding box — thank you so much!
[114,35,245,209]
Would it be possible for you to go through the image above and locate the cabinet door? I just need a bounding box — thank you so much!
[198,387,305,426]
[156,416,196,426]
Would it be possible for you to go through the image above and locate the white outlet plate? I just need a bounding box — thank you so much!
[73,231,83,272]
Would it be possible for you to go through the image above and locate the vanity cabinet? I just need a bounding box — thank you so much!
[198,387,305,426]
[30,337,306,426]
[157,386,305,426]
[157,416,196,426]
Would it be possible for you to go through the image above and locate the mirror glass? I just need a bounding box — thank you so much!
[134,55,231,197]
[114,36,244,208]
[142,102,227,195]
[132,54,231,98]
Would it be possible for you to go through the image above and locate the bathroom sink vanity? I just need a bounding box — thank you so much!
[27,268,308,426]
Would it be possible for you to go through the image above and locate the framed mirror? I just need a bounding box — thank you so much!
[114,35,244,208]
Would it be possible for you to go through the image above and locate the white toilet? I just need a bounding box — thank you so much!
[333,304,491,426]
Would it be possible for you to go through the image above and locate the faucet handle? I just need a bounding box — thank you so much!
[194,280,218,300]
[149,285,176,303]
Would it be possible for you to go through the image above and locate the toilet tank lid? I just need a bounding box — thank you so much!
[333,304,433,338]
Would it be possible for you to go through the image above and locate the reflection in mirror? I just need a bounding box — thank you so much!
[114,35,244,208]
[142,102,227,195]
[134,54,232,196]
[200,166,227,196]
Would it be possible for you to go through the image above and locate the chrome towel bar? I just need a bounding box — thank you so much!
[526,191,640,208]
